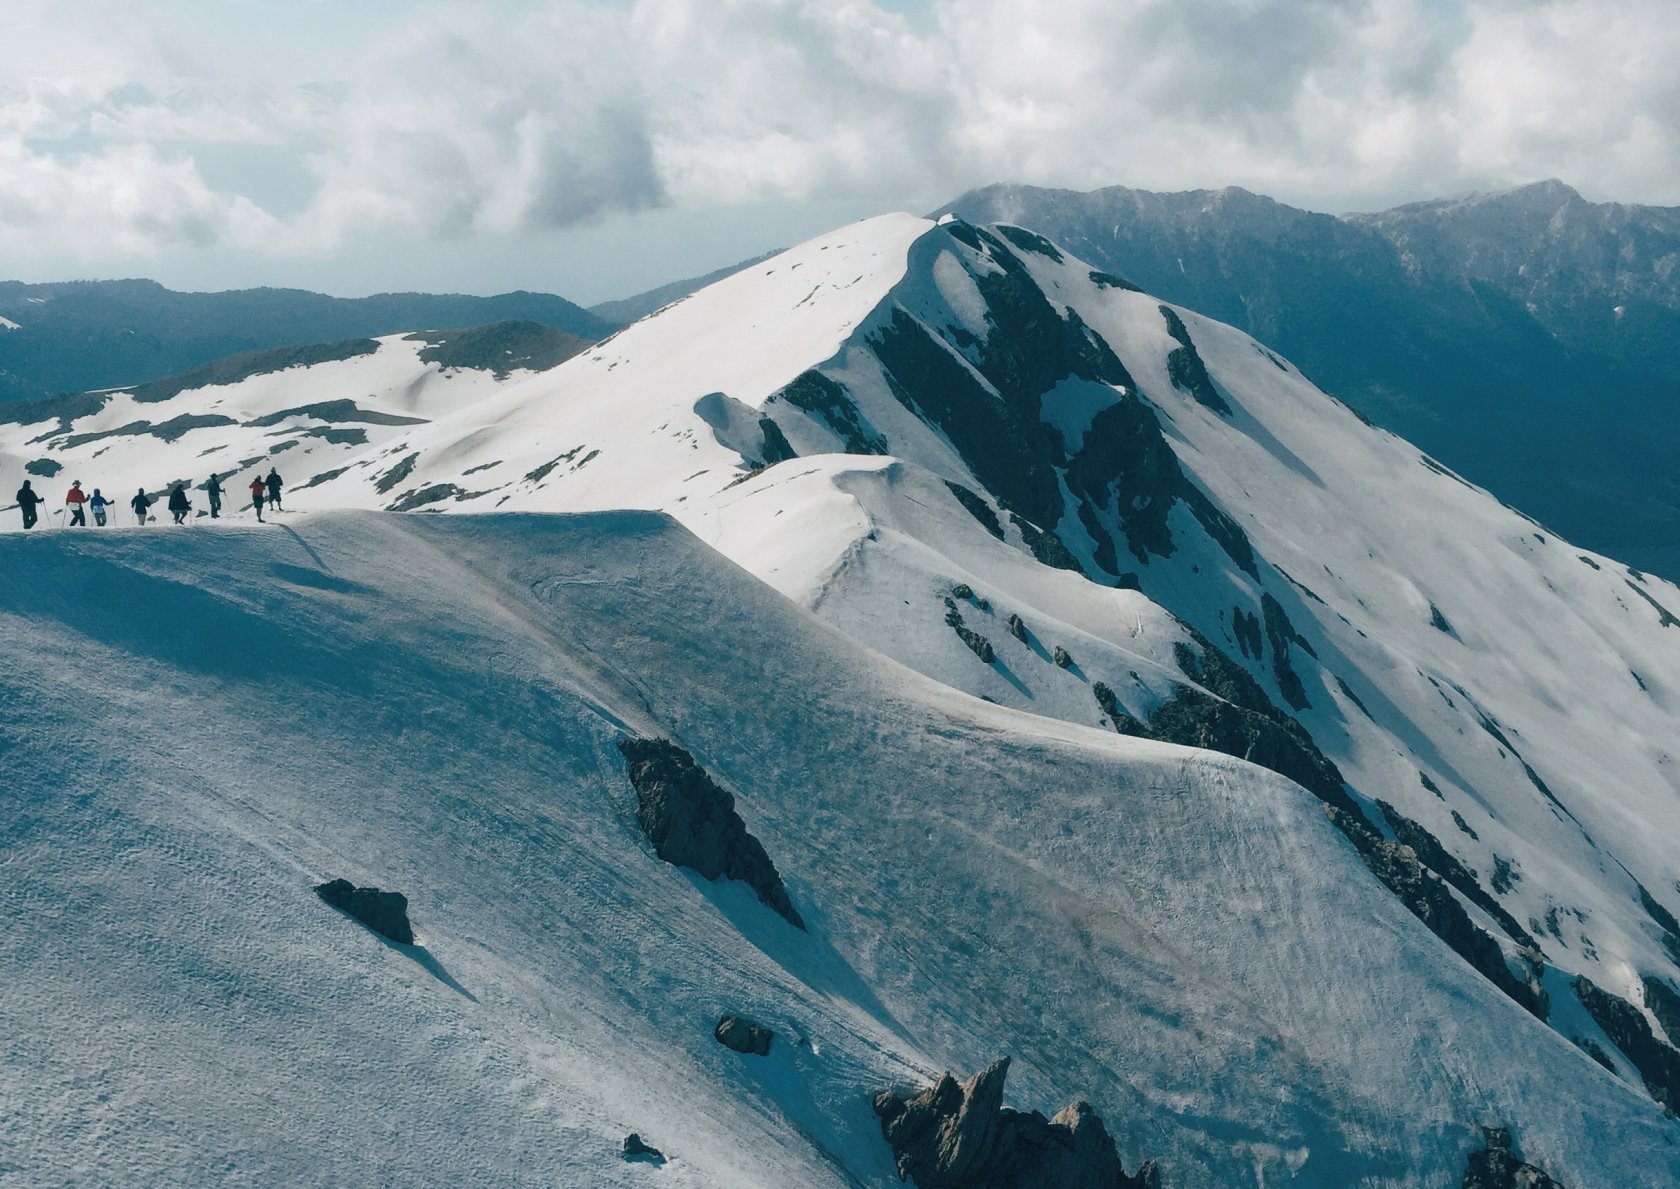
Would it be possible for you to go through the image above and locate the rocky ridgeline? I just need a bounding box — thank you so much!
[1098,632,1550,1022]
[1461,1127,1566,1188]
[618,737,805,929]
[874,1058,1158,1189]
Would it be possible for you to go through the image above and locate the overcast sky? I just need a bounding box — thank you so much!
[4,0,1677,303]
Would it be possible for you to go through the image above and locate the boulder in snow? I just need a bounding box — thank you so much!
[618,737,805,929]
[620,1133,666,1165]
[714,1014,774,1056]
[314,878,414,945]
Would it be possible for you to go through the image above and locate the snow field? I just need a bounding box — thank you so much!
[3,513,1676,1186]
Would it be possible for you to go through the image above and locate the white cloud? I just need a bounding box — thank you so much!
[0,0,1677,270]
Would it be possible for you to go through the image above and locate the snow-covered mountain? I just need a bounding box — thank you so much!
[7,212,1680,1186]
[940,180,1680,583]
[0,321,591,516]
[0,278,612,405]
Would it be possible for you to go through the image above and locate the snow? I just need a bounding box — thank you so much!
[5,513,1676,1187]
[0,333,535,523]
[0,315,20,331]
[8,211,1680,1182]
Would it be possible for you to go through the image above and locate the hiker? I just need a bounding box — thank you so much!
[16,480,43,529]
[167,483,191,525]
[130,488,152,525]
[65,480,88,526]
[89,488,111,527]
[205,474,224,519]
[249,475,266,522]
[265,468,283,512]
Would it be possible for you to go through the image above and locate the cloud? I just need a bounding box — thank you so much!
[0,0,1677,267]
[296,4,664,247]
[0,138,277,258]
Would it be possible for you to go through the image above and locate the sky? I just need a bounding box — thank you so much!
[3,0,1678,304]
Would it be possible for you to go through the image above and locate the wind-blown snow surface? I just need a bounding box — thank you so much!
[9,213,1680,1182]
[288,214,1680,1048]
[3,513,1676,1187]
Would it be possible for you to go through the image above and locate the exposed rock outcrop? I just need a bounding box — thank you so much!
[944,599,997,663]
[617,737,805,929]
[1053,646,1074,669]
[714,1014,774,1056]
[1158,304,1231,416]
[621,1133,666,1165]
[873,1059,1157,1189]
[944,481,1005,540]
[1643,976,1680,1047]
[1574,975,1680,1108]
[1376,801,1539,950]
[1461,1126,1566,1188]
[776,369,888,455]
[758,417,798,465]
[314,878,414,945]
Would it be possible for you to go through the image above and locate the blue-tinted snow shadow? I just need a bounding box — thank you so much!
[689,875,915,1050]
[24,551,376,689]
[371,928,479,1002]
[268,561,367,595]
[1020,632,1053,664]
[989,658,1032,699]
[277,524,334,574]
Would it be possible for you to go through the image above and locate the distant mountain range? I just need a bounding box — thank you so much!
[0,278,614,404]
[10,177,1680,581]
[939,180,1680,578]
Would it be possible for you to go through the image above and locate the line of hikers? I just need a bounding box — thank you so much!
[14,469,284,530]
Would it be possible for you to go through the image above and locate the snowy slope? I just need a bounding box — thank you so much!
[10,212,1680,1181]
[0,329,573,524]
[4,513,1677,1188]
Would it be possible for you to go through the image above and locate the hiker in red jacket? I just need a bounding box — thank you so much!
[249,476,266,522]
[65,480,89,526]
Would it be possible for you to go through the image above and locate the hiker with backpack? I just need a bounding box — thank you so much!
[167,483,192,525]
[205,474,224,519]
[15,480,43,529]
[130,488,152,525]
[265,468,283,512]
[65,480,89,526]
[249,476,266,522]
[89,488,111,527]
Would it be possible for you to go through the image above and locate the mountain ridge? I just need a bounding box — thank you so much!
[7,211,1680,1184]
[938,179,1680,581]
[0,278,614,405]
